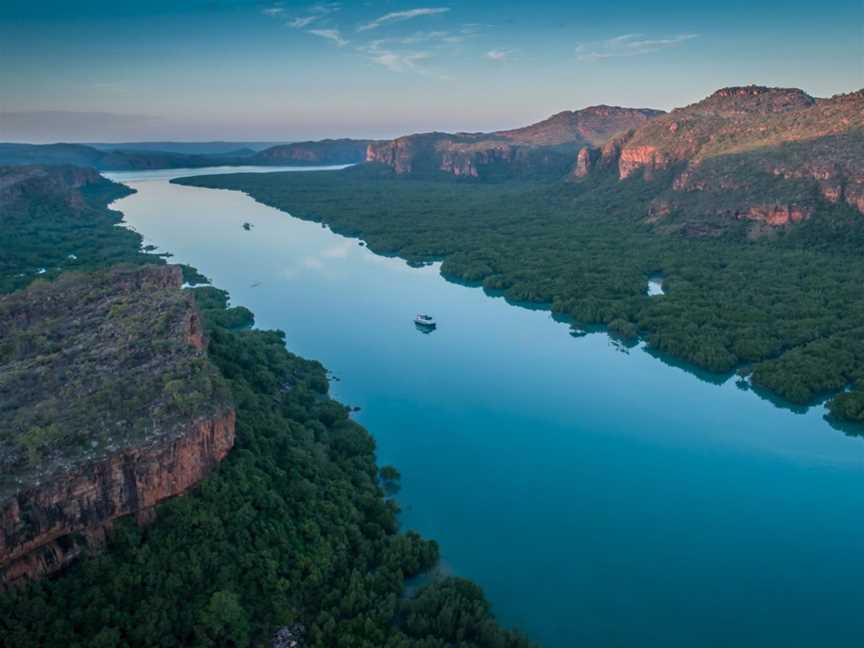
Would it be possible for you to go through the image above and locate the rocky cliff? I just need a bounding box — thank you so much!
[0,265,234,586]
[572,86,864,233]
[0,411,235,586]
[0,164,123,218]
[366,106,663,179]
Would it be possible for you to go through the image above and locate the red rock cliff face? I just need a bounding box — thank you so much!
[0,264,235,588]
[572,146,601,178]
[0,410,235,587]
[366,106,664,179]
[574,87,864,230]
[743,204,811,225]
[437,142,509,177]
[366,136,429,175]
[185,310,206,350]
[618,145,666,179]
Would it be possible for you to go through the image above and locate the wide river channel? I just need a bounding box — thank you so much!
[106,166,864,648]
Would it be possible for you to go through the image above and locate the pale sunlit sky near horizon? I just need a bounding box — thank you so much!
[1,0,862,142]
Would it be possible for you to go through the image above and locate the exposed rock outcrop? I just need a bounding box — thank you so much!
[0,165,120,218]
[574,86,864,231]
[573,146,600,178]
[0,411,235,586]
[366,135,430,175]
[618,145,664,179]
[0,265,234,586]
[743,204,812,225]
[366,106,664,179]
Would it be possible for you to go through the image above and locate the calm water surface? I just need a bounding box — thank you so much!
[106,167,864,648]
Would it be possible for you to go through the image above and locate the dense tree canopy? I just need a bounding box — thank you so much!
[177,166,864,422]
[0,172,533,647]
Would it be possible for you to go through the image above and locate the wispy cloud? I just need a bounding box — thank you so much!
[308,28,348,47]
[358,7,450,32]
[367,30,459,48]
[371,50,431,72]
[279,6,466,75]
[277,3,346,46]
[485,49,513,61]
[355,28,467,76]
[357,38,430,72]
[289,15,320,28]
[576,33,698,61]
[283,3,341,30]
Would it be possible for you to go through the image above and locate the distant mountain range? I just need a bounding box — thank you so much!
[0,143,244,171]
[4,85,862,235]
[363,85,864,234]
[0,139,374,171]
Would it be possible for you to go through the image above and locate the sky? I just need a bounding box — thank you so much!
[1,0,862,142]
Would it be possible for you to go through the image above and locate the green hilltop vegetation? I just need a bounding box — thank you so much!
[0,167,533,646]
[0,265,230,500]
[176,161,864,424]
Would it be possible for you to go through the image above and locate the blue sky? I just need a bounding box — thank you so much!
[1,0,861,142]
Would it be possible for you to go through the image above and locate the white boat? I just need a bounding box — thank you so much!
[414,313,436,328]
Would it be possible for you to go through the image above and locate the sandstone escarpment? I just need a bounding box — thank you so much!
[0,165,121,218]
[574,87,864,231]
[0,410,234,586]
[0,265,234,586]
[366,105,664,179]
[618,145,666,179]
[572,146,601,178]
[366,135,432,175]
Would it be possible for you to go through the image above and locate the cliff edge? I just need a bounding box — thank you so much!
[365,106,663,179]
[572,86,864,234]
[0,265,234,586]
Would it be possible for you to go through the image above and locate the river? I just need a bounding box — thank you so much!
[105,166,864,648]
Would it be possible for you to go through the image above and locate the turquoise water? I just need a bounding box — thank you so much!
[106,167,864,648]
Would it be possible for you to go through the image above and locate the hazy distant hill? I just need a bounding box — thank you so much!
[0,140,373,170]
[252,139,373,166]
[365,106,664,179]
[86,141,288,155]
[0,143,245,170]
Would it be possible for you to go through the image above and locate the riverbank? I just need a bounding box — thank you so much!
[174,167,864,422]
[0,165,533,647]
[103,166,864,647]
